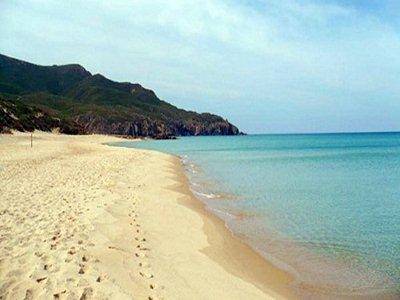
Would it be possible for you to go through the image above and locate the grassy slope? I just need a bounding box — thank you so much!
[0,54,239,136]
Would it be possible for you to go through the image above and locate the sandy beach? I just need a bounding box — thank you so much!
[0,132,293,299]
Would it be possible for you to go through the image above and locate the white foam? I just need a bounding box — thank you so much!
[193,190,217,199]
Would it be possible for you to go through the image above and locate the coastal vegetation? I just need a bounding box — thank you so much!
[0,54,240,138]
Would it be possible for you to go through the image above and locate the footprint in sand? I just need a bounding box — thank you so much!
[82,254,90,262]
[24,288,34,300]
[78,263,89,275]
[139,271,154,279]
[136,245,150,251]
[80,287,93,300]
[68,247,77,255]
[96,273,107,283]
[139,261,151,268]
[36,276,47,283]
[134,252,146,258]
[53,289,66,299]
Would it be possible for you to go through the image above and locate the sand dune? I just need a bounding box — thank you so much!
[0,132,291,299]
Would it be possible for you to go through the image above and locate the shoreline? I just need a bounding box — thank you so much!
[166,155,399,300]
[167,154,296,298]
[115,138,400,300]
[0,132,292,299]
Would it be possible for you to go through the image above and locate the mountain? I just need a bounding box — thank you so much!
[0,54,240,138]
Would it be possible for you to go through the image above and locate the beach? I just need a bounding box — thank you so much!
[0,132,293,299]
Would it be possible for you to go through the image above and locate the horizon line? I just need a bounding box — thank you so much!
[242,130,400,136]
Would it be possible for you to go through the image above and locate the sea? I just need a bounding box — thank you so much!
[114,133,400,298]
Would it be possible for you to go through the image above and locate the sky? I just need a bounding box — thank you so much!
[1,0,400,134]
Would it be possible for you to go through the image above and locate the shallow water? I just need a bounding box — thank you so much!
[115,133,400,297]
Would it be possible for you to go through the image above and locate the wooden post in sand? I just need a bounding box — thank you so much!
[30,132,33,148]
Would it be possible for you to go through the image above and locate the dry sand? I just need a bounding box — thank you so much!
[0,132,293,299]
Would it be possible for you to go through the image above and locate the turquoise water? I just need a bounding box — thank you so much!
[116,133,400,297]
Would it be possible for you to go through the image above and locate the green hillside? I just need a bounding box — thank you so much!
[0,54,240,138]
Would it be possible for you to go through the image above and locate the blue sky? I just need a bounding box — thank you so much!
[1,0,400,133]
